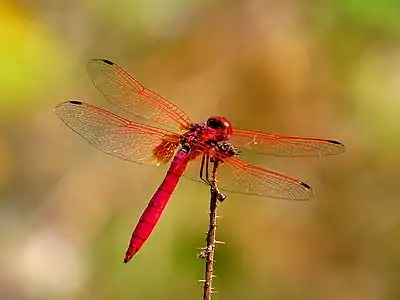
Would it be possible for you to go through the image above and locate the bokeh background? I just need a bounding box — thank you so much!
[1,0,400,299]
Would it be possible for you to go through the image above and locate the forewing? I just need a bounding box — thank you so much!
[55,101,180,165]
[86,59,191,131]
[230,129,345,156]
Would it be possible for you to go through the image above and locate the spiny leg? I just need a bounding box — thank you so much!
[205,154,211,185]
[199,154,225,202]
[199,154,209,185]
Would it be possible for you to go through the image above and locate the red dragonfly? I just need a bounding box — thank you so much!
[55,59,345,263]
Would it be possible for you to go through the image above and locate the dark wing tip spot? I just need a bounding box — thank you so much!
[329,140,343,145]
[69,100,82,105]
[298,181,314,200]
[300,181,312,190]
[102,59,114,65]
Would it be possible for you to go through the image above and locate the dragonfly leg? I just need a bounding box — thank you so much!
[200,155,225,202]
[200,154,214,185]
[205,155,211,184]
[199,154,210,185]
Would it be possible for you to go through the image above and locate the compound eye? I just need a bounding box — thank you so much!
[206,117,224,129]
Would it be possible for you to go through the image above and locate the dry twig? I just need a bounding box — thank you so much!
[200,160,225,300]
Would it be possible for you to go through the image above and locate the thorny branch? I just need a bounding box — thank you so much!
[199,160,226,300]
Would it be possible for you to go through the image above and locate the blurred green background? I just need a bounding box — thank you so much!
[1,0,400,299]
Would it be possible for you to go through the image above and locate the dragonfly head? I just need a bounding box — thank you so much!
[206,116,233,141]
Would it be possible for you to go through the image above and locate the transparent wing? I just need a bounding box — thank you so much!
[55,101,180,165]
[87,59,192,131]
[230,128,345,156]
[183,150,313,200]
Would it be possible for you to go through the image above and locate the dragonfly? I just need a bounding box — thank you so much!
[55,59,345,263]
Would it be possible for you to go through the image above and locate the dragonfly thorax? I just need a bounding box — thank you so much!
[185,117,233,148]
[180,120,239,162]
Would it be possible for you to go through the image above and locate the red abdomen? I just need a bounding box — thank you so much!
[124,151,189,263]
